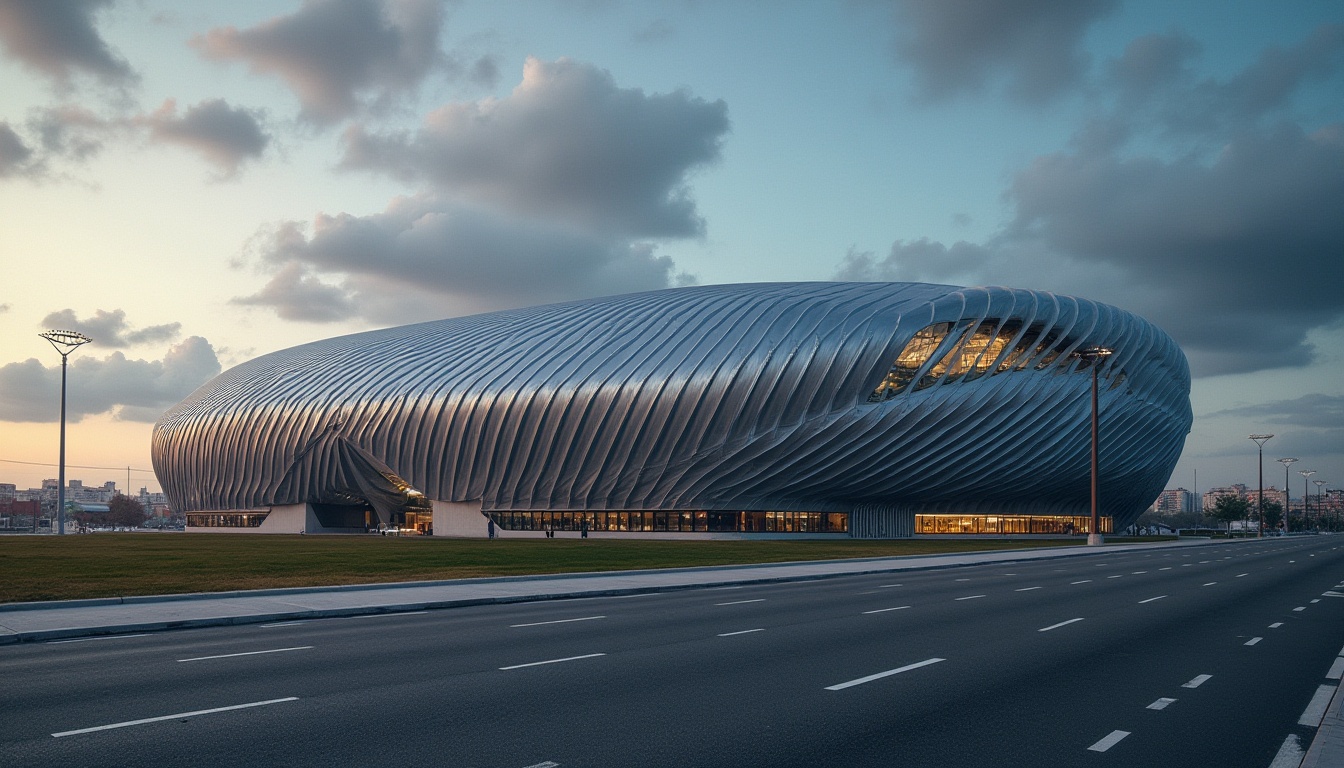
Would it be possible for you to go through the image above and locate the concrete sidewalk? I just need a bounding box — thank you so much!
[0,539,1218,645]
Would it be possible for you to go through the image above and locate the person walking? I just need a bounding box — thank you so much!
[487,518,496,539]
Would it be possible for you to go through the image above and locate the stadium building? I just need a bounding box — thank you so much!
[152,282,1192,538]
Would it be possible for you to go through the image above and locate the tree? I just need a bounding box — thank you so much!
[1209,494,1252,534]
[1261,500,1284,531]
[107,494,146,528]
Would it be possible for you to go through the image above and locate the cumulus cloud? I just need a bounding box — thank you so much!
[889,0,1117,103]
[136,98,269,177]
[40,308,181,348]
[237,58,723,323]
[0,0,135,86]
[191,0,445,125]
[340,57,729,237]
[0,336,221,423]
[234,194,684,322]
[1211,393,1344,432]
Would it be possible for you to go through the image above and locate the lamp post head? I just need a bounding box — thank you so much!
[1071,346,1114,364]
[1315,480,1327,489]
[39,330,92,356]
[1278,457,1299,466]
[1300,469,1316,479]
[1248,433,1274,448]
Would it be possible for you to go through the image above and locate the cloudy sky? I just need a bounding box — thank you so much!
[1,0,1340,498]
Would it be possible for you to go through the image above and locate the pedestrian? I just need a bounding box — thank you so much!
[487,518,496,539]
[581,518,588,539]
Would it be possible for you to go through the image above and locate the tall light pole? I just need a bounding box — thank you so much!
[1278,458,1298,533]
[1300,470,1316,527]
[1248,435,1273,537]
[1073,346,1113,546]
[39,330,92,535]
[1315,480,1327,527]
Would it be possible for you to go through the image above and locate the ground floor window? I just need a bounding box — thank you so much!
[186,512,268,528]
[488,510,848,533]
[915,514,1111,534]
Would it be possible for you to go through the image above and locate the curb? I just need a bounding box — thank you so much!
[1301,679,1344,768]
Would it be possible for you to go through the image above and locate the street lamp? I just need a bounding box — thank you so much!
[1248,435,1273,537]
[1278,458,1298,533]
[1072,346,1113,546]
[39,330,92,536]
[1300,470,1316,527]
[1315,480,1327,526]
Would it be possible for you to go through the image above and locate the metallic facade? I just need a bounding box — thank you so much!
[152,282,1192,534]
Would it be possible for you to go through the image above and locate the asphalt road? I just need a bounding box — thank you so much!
[3,537,1342,767]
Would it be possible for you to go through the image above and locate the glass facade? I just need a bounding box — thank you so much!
[488,510,849,534]
[186,512,268,528]
[870,319,1120,401]
[915,514,1112,535]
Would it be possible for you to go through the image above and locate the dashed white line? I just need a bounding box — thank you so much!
[1270,622,1283,628]
[522,762,561,768]
[1107,575,1123,579]
[1147,697,1177,710]
[1070,579,1092,585]
[825,658,945,691]
[178,646,313,663]
[1203,582,1217,586]
[1312,599,1322,604]
[1294,607,1307,612]
[1269,735,1305,768]
[52,697,299,737]
[1038,618,1085,632]
[1139,595,1168,604]
[511,616,605,628]
[1087,730,1130,752]
[47,634,150,645]
[955,595,986,601]
[500,653,606,671]
[878,584,903,588]
[1133,571,1148,575]
[717,629,765,637]
[1015,587,1042,592]
[1236,573,1248,578]
[1299,684,1337,727]
[1183,674,1213,688]
[1159,567,1172,571]
[863,606,912,614]
[955,578,971,582]
[1245,637,1263,646]
[715,599,765,606]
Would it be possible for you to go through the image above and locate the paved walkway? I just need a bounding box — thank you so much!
[2,536,1338,766]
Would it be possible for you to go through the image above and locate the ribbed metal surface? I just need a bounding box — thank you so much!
[152,282,1192,531]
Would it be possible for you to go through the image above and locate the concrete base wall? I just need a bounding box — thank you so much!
[186,504,364,534]
[432,500,488,537]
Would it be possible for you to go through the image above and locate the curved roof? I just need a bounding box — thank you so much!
[153,282,1192,529]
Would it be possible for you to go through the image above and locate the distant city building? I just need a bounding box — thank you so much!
[155,282,1193,538]
[1149,488,1199,515]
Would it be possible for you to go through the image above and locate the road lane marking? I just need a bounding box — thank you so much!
[1147,697,1176,710]
[1203,582,1217,586]
[1245,637,1263,646]
[1312,599,1321,604]
[717,629,765,637]
[1038,618,1084,632]
[1299,684,1337,727]
[863,606,912,614]
[1270,622,1283,628]
[955,595,986,601]
[1269,735,1304,768]
[511,616,605,628]
[1183,674,1213,688]
[1181,563,1192,567]
[1107,575,1123,579]
[52,697,298,737]
[1294,607,1306,611]
[1159,567,1172,571]
[1139,595,1168,604]
[715,599,765,606]
[259,622,306,628]
[47,634,150,645]
[1087,730,1130,752]
[500,653,606,670]
[178,646,313,662]
[347,611,427,619]
[1133,571,1147,574]
[522,762,561,768]
[1015,587,1041,592]
[825,658,945,691]
[1071,580,1092,584]
[710,586,743,590]
[1327,658,1344,680]
[878,584,903,588]
[955,578,971,582]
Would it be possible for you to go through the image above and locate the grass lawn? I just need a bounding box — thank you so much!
[0,533,1165,604]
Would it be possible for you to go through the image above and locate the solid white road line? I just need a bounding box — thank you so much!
[954,595,986,601]
[500,653,606,671]
[1299,684,1337,727]
[1326,658,1344,680]
[511,616,605,628]
[1268,735,1305,768]
[1087,730,1130,752]
[715,599,765,606]
[717,629,765,637]
[1038,618,1085,633]
[825,658,945,691]
[178,646,313,663]
[47,634,150,645]
[1015,587,1041,592]
[52,697,299,737]
[862,606,912,614]
[1071,580,1092,584]
[1147,697,1177,710]
[1183,674,1213,688]
[1139,595,1168,604]
[1245,637,1263,646]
